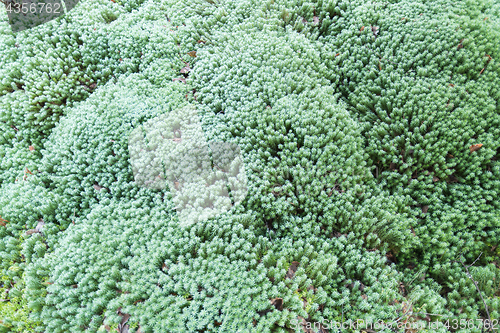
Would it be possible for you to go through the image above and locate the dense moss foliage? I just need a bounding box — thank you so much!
[0,0,499,332]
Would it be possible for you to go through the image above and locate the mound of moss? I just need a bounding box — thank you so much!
[0,0,498,332]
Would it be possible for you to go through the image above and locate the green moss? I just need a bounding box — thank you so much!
[0,0,498,331]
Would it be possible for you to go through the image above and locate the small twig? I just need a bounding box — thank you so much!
[411,311,449,317]
[465,252,482,269]
[460,253,493,332]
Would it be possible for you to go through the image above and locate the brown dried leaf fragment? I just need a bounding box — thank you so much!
[307,285,317,293]
[173,78,187,83]
[117,308,131,333]
[0,216,9,226]
[286,261,300,279]
[470,143,483,153]
[270,297,283,311]
[35,219,45,233]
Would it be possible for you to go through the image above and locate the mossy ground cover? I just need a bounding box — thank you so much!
[0,0,499,332]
